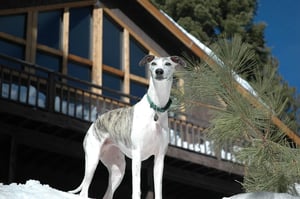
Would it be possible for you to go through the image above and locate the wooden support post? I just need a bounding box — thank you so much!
[62,8,70,75]
[25,10,37,73]
[8,137,17,183]
[145,163,154,199]
[48,72,55,112]
[92,7,103,94]
[123,29,130,103]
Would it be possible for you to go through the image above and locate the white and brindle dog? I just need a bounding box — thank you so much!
[69,55,186,199]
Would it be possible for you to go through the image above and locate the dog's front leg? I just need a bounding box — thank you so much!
[132,150,142,199]
[153,152,165,199]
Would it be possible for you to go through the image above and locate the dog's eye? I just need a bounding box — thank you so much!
[151,62,157,66]
[165,62,171,66]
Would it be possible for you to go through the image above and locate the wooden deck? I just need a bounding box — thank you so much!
[0,53,244,197]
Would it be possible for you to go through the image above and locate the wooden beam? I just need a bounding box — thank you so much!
[92,7,103,94]
[62,7,70,75]
[8,137,17,183]
[25,11,33,63]
[123,29,130,103]
[0,0,96,15]
[103,64,125,77]
[0,32,26,45]
[68,54,92,66]
[36,43,63,57]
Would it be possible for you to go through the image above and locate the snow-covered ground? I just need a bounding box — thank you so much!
[0,180,87,199]
[1,180,299,199]
[223,192,300,199]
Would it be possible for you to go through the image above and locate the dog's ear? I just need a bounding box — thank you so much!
[170,56,186,68]
[138,55,155,66]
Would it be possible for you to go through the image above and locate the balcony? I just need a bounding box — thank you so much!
[0,53,244,197]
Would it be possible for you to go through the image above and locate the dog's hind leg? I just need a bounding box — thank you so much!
[70,123,102,197]
[100,144,126,199]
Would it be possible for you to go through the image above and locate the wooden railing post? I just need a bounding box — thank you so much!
[48,72,55,112]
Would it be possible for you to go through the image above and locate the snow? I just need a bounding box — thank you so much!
[0,180,88,199]
[2,83,46,108]
[1,83,98,122]
[1,180,299,199]
[169,129,241,163]
[223,192,300,199]
[223,184,300,199]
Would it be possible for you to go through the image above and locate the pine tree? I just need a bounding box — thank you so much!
[152,0,299,128]
[175,35,300,194]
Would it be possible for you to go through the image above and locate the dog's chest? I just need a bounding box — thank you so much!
[131,104,169,151]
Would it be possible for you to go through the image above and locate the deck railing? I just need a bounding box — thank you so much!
[0,53,241,164]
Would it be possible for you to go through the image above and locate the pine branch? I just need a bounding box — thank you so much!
[177,35,300,194]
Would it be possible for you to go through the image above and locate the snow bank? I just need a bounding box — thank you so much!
[224,184,300,199]
[2,180,299,199]
[0,180,87,199]
[223,192,300,199]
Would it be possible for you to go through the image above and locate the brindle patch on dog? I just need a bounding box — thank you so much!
[94,107,134,147]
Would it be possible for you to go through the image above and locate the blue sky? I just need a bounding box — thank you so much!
[255,0,300,95]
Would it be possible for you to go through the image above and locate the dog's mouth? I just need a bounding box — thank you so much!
[154,75,165,80]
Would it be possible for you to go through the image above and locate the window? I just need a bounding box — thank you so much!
[36,51,61,77]
[102,72,122,100]
[0,14,26,38]
[103,14,122,69]
[67,61,91,90]
[69,7,92,59]
[129,37,148,99]
[130,81,147,100]
[130,37,148,77]
[0,40,24,69]
[37,10,62,49]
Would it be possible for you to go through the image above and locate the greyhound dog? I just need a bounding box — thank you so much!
[69,55,186,199]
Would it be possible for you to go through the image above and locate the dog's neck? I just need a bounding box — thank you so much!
[147,76,172,110]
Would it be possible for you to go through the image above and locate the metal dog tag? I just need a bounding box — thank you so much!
[154,113,159,121]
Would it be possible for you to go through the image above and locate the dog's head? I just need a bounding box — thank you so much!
[139,55,186,81]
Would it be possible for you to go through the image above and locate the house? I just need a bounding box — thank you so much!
[0,0,244,198]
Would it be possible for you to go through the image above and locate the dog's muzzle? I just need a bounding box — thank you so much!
[154,68,164,80]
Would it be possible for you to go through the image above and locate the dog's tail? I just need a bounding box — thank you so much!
[68,182,83,194]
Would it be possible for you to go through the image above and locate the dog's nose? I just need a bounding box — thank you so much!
[155,68,164,75]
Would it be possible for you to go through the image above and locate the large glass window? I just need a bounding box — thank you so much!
[130,37,148,77]
[37,10,62,49]
[130,81,147,101]
[67,61,91,90]
[69,7,92,59]
[0,40,24,69]
[102,72,122,100]
[103,14,122,69]
[36,51,61,76]
[0,14,26,38]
